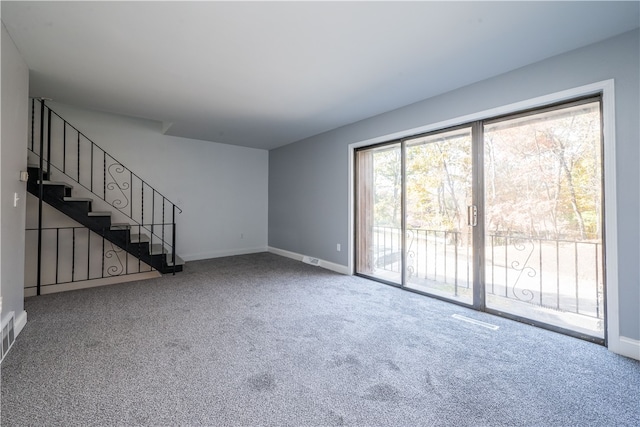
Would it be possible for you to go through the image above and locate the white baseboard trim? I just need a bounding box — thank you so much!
[316,259,350,275]
[24,271,161,297]
[15,310,27,337]
[268,246,350,275]
[268,246,304,262]
[611,336,640,361]
[182,247,268,262]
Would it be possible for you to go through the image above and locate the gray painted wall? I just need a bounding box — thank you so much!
[45,102,269,262]
[269,30,640,340]
[1,23,28,322]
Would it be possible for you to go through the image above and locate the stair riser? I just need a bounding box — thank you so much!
[35,185,72,200]
[61,201,92,215]
[27,166,49,181]
[27,182,68,200]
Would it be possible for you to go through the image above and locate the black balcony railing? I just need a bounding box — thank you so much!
[371,226,603,320]
[485,234,603,320]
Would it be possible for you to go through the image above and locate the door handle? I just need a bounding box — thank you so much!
[467,205,477,227]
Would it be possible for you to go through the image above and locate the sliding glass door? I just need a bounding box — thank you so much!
[355,96,605,341]
[483,100,604,338]
[404,128,474,304]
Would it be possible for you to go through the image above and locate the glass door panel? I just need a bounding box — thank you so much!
[483,101,604,338]
[355,144,402,285]
[404,128,474,304]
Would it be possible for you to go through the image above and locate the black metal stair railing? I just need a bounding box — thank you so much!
[25,226,159,288]
[28,98,182,294]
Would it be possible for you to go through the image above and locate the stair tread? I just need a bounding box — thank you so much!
[110,223,131,230]
[37,180,72,188]
[150,243,168,255]
[130,234,150,243]
[88,211,112,217]
[166,254,185,266]
[63,197,93,202]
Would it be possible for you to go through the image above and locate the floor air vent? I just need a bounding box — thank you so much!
[302,256,321,266]
[1,311,15,363]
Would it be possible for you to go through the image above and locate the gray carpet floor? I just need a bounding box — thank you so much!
[2,252,639,426]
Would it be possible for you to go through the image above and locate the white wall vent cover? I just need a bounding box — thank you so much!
[302,256,321,266]
[1,311,16,363]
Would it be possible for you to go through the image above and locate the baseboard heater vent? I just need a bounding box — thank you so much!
[1,311,15,363]
[302,256,321,266]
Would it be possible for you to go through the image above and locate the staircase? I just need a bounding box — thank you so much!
[27,166,183,274]
[27,99,183,294]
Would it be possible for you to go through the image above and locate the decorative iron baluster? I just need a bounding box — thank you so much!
[77,131,80,183]
[105,242,124,276]
[454,232,459,293]
[137,224,141,272]
[424,230,429,279]
[504,237,508,297]
[37,99,45,296]
[106,162,130,210]
[575,241,579,314]
[595,244,600,319]
[509,238,536,302]
[63,122,67,173]
[444,231,448,285]
[55,228,60,285]
[141,183,144,232]
[151,191,155,239]
[47,108,52,177]
[103,152,106,200]
[434,230,438,282]
[556,240,560,310]
[405,229,415,278]
[72,228,76,283]
[172,205,177,274]
[125,230,129,275]
[31,98,34,151]
[162,197,165,252]
[539,240,543,306]
[490,235,495,295]
[101,230,105,278]
[87,230,91,280]
[90,143,94,192]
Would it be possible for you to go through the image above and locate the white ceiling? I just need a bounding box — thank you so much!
[2,1,639,150]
